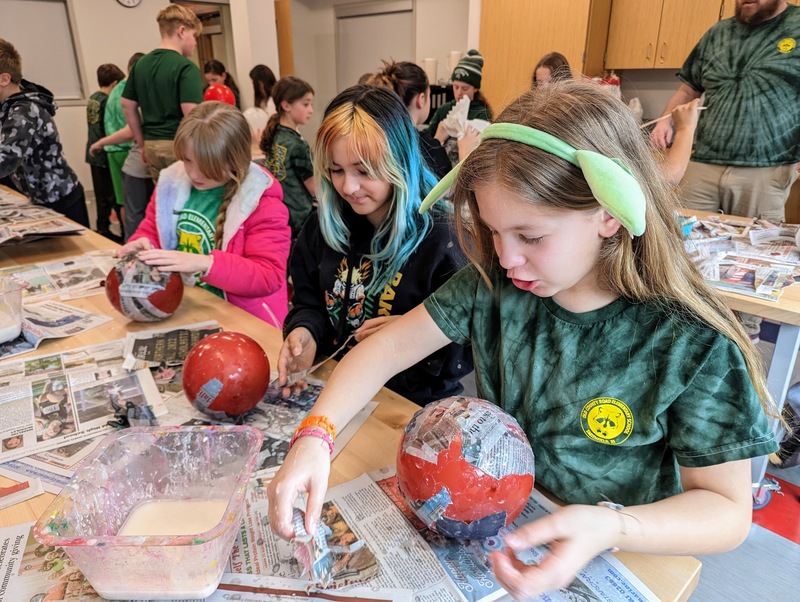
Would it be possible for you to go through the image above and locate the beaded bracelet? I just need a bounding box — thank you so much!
[297,415,336,440]
[290,426,334,455]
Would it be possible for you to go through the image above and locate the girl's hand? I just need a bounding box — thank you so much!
[671,99,701,133]
[278,328,317,395]
[89,141,104,156]
[489,505,621,600]
[116,238,152,257]
[267,435,331,539]
[354,316,400,342]
[137,250,212,274]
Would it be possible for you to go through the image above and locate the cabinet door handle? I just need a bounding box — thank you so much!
[661,42,667,61]
[646,43,652,60]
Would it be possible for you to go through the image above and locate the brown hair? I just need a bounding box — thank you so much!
[96,63,125,88]
[173,102,252,249]
[259,76,314,157]
[157,5,202,37]
[366,60,429,108]
[249,64,277,110]
[0,38,22,84]
[532,52,572,86]
[127,52,145,74]
[452,79,774,416]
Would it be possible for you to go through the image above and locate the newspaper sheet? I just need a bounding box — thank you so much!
[231,471,659,602]
[0,300,113,361]
[0,253,117,303]
[121,320,223,371]
[0,340,166,463]
[157,380,376,477]
[0,521,412,602]
[0,218,84,246]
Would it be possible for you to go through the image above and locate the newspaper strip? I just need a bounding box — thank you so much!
[0,300,113,361]
[0,340,166,463]
[0,218,84,247]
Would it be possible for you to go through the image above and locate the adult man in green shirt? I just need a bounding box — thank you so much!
[121,4,204,182]
[651,0,800,225]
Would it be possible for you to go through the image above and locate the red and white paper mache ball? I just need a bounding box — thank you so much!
[396,396,535,540]
[105,252,183,322]
[182,331,271,419]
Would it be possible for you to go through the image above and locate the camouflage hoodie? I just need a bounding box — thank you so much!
[0,80,80,205]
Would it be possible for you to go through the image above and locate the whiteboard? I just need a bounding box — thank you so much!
[336,8,413,93]
[0,0,84,100]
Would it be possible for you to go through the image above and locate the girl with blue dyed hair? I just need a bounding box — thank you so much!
[277,85,472,405]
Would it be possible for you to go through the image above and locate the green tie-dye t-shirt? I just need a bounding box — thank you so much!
[679,5,800,166]
[176,185,225,299]
[424,266,777,507]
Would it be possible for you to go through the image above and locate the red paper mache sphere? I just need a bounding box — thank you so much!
[203,84,236,106]
[396,396,535,540]
[182,332,271,418]
[105,253,183,322]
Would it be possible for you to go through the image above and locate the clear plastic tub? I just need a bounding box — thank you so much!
[33,425,263,600]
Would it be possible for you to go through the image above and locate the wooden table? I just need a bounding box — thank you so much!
[0,219,701,601]
[684,210,800,502]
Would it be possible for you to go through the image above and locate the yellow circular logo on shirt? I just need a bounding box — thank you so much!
[778,38,796,53]
[580,397,633,445]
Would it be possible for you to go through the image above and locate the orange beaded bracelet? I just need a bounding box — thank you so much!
[296,415,336,440]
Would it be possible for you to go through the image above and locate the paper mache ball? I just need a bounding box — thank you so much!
[182,331,271,418]
[105,252,183,322]
[396,396,535,540]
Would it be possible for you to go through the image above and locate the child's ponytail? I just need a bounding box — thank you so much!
[260,76,315,158]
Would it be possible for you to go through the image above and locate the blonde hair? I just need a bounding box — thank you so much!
[174,101,252,249]
[157,5,202,37]
[452,80,774,416]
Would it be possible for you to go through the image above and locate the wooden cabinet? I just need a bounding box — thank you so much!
[479,0,612,112]
[605,0,724,69]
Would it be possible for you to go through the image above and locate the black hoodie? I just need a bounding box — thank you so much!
[0,80,81,205]
[285,208,473,405]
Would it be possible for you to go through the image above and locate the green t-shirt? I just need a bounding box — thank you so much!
[424,266,777,507]
[104,79,130,153]
[122,49,204,141]
[679,5,800,166]
[86,91,108,167]
[176,185,225,298]
[260,125,314,238]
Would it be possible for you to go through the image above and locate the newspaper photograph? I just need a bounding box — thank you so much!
[0,340,166,463]
[0,300,113,361]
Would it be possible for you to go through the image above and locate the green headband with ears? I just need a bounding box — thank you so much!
[419,122,647,236]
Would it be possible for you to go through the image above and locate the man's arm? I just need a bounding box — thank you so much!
[180,102,198,116]
[121,98,145,150]
[650,84,702,150]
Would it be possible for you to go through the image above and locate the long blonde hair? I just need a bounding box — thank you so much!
[174,101,252,249]
[452,80,774,416]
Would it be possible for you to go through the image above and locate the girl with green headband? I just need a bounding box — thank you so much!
[267,80,777,599]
